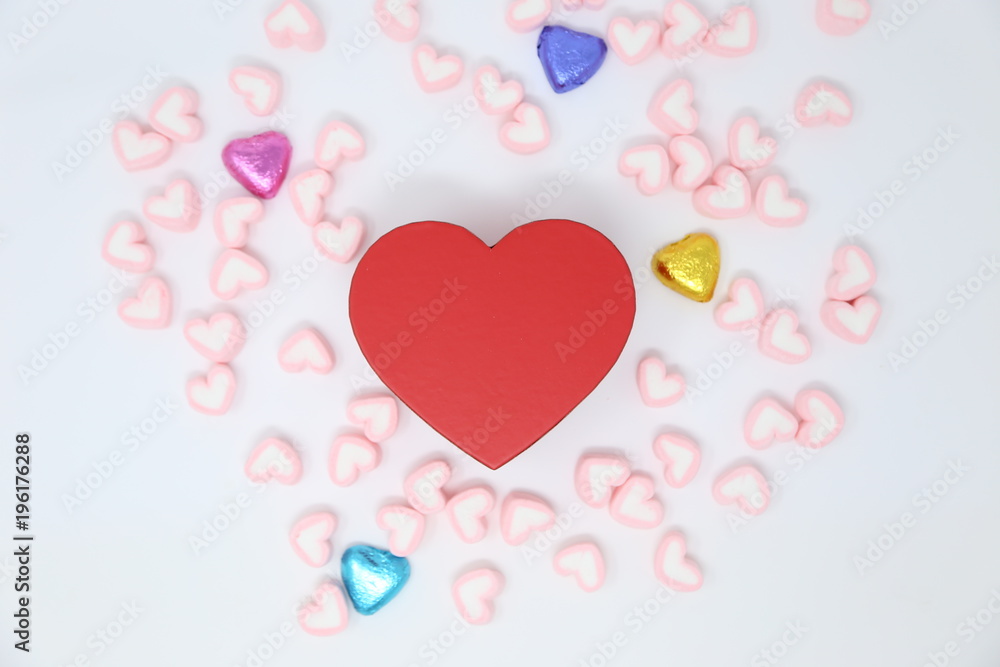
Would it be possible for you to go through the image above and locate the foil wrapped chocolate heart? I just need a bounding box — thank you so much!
[537,25,608,94]
[341,545,410,615]
[221,130,291,199]
[652,233,721,303]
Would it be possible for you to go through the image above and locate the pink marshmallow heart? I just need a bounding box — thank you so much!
[575,453,630,508]
[821,296,881,344]
[554,542,605,592]
[795,389,844,448]
[297,582,349,637]
[654,532,702,592]
[648,78,698,135]
[653,433,701,488]
[445,486,495,543]
[472,66,524,116]
[637,356,685,407]
[328,434,381,486]
[759,309,811,364]
[816,0,871,36]
[715,277,764,331]
[692,165,752,219]
[505,0,551,33]
[265,0,325,51]
[499,103,551,154]
[289,168,333,226]
[143,179,201,232]
[314,121,365,170]
[699,5,757,57]
[112,121,171,171]
[713,465,769,516]
[289,512,337,567]
[186,364,236,416]
[213,197,264,248]
[607,17,661,65]
[609,473,664,529]
[795,82,853,127]
[148,86,202,143]
[667,135,712,191]
[728,117,777,171]
[102,220,154,273]
[346,395,398,442]
[184,312,246,363]
[313,216,365,263]
[755,175,808,227]
[453,568,504,625]
[229,66,282,117]
[278,328,335,374]
[744,397,799,450]
[118,277,171,329]
[404,459,452,514]
[661,1,709,59]
[619,144,670,196]
[210,249,269,300]
[826,245,876,300]
[377,504,425,556]
[500,492,555,545]
[244,437,302,484]
[412,44,464,93]
[376,0,420,42]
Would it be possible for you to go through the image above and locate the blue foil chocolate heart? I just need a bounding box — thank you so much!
[341,545,410,615]
[537,25,608,94]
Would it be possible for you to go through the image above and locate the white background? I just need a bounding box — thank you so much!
[2,0,1000,666]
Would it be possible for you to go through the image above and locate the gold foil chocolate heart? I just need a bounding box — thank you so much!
[652,233,721,303]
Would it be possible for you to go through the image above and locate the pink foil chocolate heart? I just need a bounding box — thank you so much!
[222,131,292,199]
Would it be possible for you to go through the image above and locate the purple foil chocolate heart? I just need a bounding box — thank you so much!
[222,131,292,199]
[537,25,607,94]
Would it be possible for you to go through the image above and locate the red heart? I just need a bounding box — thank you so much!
[349,220,635,469]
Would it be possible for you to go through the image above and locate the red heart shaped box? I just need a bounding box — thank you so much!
[348,220,635,469]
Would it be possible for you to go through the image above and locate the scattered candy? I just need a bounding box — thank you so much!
[118,277,171,329]
[229,66,282,116]
[618,144,670,196]
[609,473,663,529]
[244,437,302,484]
[826,245,876,301]
[102,221,154,273]
[297,581,349,636]
[377,0,420,42]
[653,434,701,488]
[661,1,709,59]
[214,197,264,248]
[651,233,721,303]
[148,86,202,143]
[288,168,333,226]
[314,121,365,170]
[328,434,381,486]
[816,0,870,35]
[714,277,763,331]
[744,398,798,449]
[795,82,853,127]
[290,512,337,567]
[445,487,495,543]
[404,460,451,514]
[143,178,201,232]
[654,532,702,592]
[112,121,171,171]
[377,505,426,556]
[500,492,555,545]
[636,356,685,407]
[700,6,757,57]
[342,545,410,615]
[606,17,661,65]
[667,135,712,191]
[186,364,236,416]
[728,117,776,171]
[505,0,551,34]
[412,44,464,93]
[499,103,551,154]
[278,328,335,374]
[265,0,325,52]
[222,131,292,200]
[453,568,504,625]
[210,249,269,300]
[712,464,769,516]
[794,389,844,448]
[553,542,605,592]
[821,296,881,344]
[184,313,246,363]
[563,0,606,8]
[313,217,365,263]
[472,66,524,116]
[755,175,808,227]
[346,395,398,442]
[575,453,630,508]
[648,79,698,135]
[759,309,811,364]
[536,25,607,94]
[692,165,752,219]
